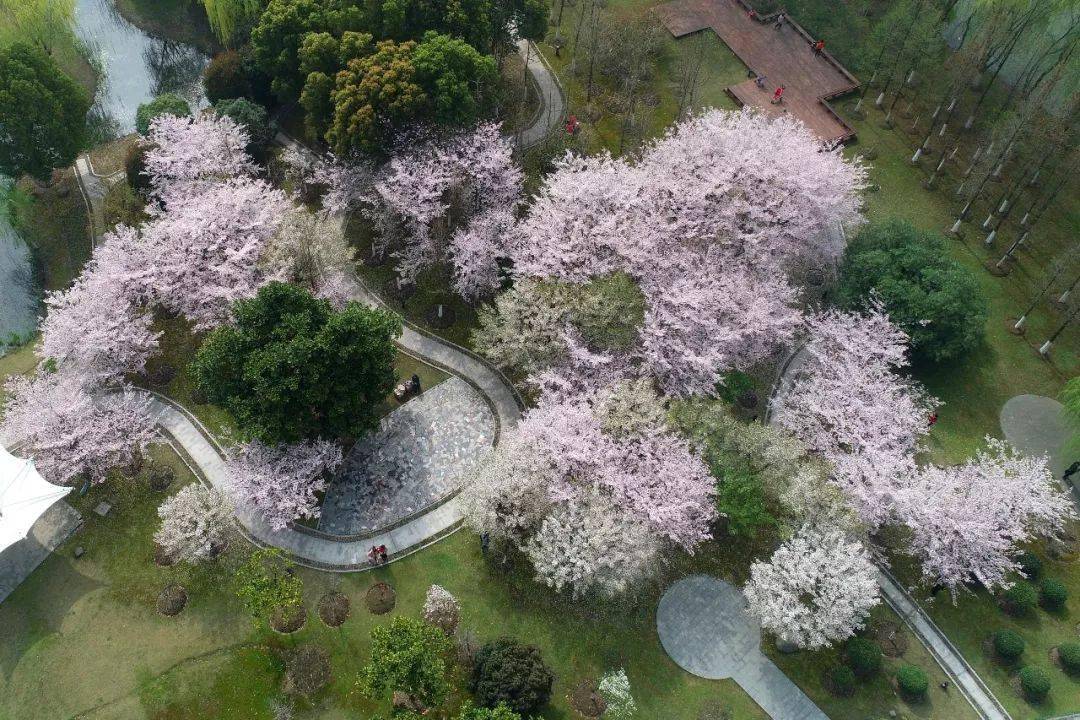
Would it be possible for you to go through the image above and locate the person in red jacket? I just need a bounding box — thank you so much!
[771,85,784,104]
[813,39,825,55]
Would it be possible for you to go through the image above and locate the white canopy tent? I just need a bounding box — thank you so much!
[0,444,72,554]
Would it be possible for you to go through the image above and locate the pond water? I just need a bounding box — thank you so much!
[74,0,209,136]
[0,181,38,354]
[0,0,209,356]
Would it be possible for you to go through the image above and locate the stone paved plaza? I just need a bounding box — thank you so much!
[317,377,495,535]
[656,575,829,720]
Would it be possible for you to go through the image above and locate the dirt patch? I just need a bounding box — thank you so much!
[873,620,909,657]
[318,592,351,627]
[157,584,188,616]
[271,604,307,634]
[365,582,396,615]
[283,644,331,697]
[569,678,606,717]
[153,543,177,567]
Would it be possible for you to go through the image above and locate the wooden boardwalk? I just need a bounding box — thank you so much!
[654,0,859,144]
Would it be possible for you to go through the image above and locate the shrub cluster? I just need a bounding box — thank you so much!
[1058,642,1080,674]
[471,637,554,715]
[1002,581,1038,616]
[845,638,882,678]
[1039,578,1067,610]
[828,665,856,697]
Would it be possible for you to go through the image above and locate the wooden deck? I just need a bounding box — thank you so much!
[653,0,859,144]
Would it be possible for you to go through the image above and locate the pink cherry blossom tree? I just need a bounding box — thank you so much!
[744,524,880,650]
[143,113,257,207]
[772,304,938,527]
[460,379,716,596]
[896,437,1076,594]
[143,177,291,330]
[502,108,865,396]
[224,439,343,531]
[322,123,523,300]
[38,254,160,383]
[0,370,156,486]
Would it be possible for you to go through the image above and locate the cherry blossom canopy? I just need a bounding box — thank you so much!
[0,443,72,554]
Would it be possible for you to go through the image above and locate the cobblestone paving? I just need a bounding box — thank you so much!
[318,378,495,535]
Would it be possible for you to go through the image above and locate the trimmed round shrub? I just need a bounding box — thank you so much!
[837,218,987,363]
[1016,551,1042,580]
[896,665,928,698]
[1003,582,1039,616]
[1057,642,1080,674]
[135,93,191,135]
[471,637,554,715]
[1039,578,1067,610]
[992,629,1025,662]
[845,637,883,678]
[1019,665,1051,702]
[157,583,188,615]
[214,97,271,157]
[203,50,251,104]
[828,665,856,697]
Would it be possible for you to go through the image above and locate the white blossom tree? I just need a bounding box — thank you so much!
[744,525,880,650]
[155,483,234,564]
[598,668,637,720]
[773,305,938,527]
[422,584,461,635]
[896,437,1076,594]
[0,371,156,486]
[224,439,343,531]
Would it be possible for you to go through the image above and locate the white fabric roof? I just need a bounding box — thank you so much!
[0,444,72,554]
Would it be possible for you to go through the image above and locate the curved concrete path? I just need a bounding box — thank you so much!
[517,39,566,148]
[656,575,828,719]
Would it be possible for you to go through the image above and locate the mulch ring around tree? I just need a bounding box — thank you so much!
[153,543,177,567]
[283,644,332,697]
[157,583,188,616]
[270,603,307,634]
[873,620,909,658]
[365,582,396,615]
[148,465,176,492]
[569,678,606,717]
[318,592,351,627]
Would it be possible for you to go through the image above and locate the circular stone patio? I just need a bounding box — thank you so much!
[999,394,1070,478]
[656,575,761,680]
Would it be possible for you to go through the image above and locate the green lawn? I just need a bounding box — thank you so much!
[8,169,93,293]
[0,445,769,720]
[889,528,1080,719]
[538,0,745,153]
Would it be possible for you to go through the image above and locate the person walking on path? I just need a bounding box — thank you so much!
[378,544,389,564]
[480,532,490,554]
[755,73,767,88]
[813,39,825,55]
[773,13,784,28]
[771,85,785,104]
[368,546,379,566]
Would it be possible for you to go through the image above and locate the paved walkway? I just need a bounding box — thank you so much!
[73,157,122,244]
[653,0,858,143]
[319,377,495,535]
[517,39,565,148]
[656,575,829,719]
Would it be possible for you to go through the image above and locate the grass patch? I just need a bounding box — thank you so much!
[88,134,139,177]
[539,0,745,154]
[8,169,92,293]
[889,526,1080,719]
[766,604,980,720]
